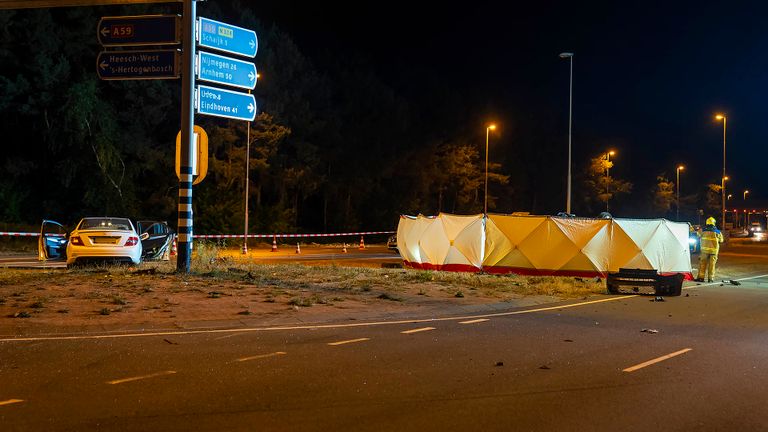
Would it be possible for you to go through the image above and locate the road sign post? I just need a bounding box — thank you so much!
[197,17,257,58]
[97,49,179,80]
[197,51,257,90]
[98,15,180,46]
[177,0,196,273]
[196,85,256,121]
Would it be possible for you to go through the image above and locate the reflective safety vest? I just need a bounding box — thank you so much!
[699,226,724,254]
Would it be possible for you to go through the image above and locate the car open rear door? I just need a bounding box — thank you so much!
[38,220,67,261]
[137,221,174,260]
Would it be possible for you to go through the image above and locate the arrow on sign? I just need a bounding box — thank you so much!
[249,39,255,49]
[247,103,254,113]
[100,26,110,37]
[248,71,255,82]
[99,60,109,70]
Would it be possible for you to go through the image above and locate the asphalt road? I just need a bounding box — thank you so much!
[2,276,768,429]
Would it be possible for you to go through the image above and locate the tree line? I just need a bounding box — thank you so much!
[0,3,724,234]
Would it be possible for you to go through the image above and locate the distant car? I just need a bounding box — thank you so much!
[387,234,399,253]
[748,222,763,237]
[65,217,143,267]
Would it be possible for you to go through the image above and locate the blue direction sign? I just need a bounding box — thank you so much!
[197,17,257,58]
[98,15,180,47]
[97,49,179,80]
[196,85,256,121]
[197,51,257,90]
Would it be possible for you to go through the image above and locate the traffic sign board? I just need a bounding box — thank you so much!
[197,17,257,58]
[197,51,257,90]
[98,15,180,47]
[97,49,179,80]
[196,85,256,121]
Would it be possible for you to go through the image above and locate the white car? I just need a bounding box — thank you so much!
[65,217,143,267]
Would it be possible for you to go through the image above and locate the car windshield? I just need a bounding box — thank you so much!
[78,218,133,231]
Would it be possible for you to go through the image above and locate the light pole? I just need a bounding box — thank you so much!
[484,124,497,214]
[722,175,729,228]
[716,114,727,229]
[605,150,615,212]
[744,190,750,227]
[676,165,684,220]
[559,52,574,214]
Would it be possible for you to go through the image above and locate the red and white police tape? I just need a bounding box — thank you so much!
[0,231,394,239]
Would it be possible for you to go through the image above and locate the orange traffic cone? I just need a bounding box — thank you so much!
[170,237,177,257]
[271,235,278,252]
[342,243,348,253]
[295,242,301,254]
[359,235,365,250]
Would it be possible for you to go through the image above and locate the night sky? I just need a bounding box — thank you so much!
[246,0,767,208]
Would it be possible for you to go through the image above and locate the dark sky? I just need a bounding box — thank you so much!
[232,0,768,208]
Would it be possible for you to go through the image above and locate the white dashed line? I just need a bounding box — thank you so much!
[236,351,287,362]
[401,327,436,334]
[106,370,177,385]
[459,319,489,324]
[623,348,693,373]
[327,338,370,346]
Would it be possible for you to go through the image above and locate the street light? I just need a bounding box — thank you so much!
[716,114,727,229]
[744,190,750,227]
[676,165,684,220]
[484,124,497,214]
[559,52,574,214]
[605,150,615,212]
[722,175,729,228]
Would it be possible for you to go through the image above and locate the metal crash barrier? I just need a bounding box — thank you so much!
[606,268,684,296]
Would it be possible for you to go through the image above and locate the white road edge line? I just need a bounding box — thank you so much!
[236,351,287,362]
[327,338,370,346]
[459,318,489,325]
[5,273,766,343]
[623,348,693,373]
[0,399,24,406]
[106,370,177,385]
[401,327,436,334]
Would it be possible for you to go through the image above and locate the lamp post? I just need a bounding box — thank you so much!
[716,114,727,229]
[484,124,497,214]
[605,150,615,212]
[676,165,684,220]
[722,175,729,228]
[744,190,750,227]
[559,52,574,214]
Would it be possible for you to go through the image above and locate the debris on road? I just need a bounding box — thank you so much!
[563,339,574,342]
[163,338,178,345]
[495,361,504,367]
[729,280,742,286]
[538,365,551,370]
[640,328,659,334]
[651,296,665,302]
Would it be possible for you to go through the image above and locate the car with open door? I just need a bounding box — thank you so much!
[136,220,175,260]
[38,220,68,261]
[65,217,143,267]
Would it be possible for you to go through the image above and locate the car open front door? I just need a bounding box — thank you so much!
[137,221,174,260]
[38,220,67,261]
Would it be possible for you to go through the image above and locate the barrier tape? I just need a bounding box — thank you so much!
[0,231,395,239]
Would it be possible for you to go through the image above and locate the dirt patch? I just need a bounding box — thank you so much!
[0,257,607,334]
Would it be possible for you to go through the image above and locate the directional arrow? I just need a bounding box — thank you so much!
[197,51,257,90]
[248,71,255,82]
[247,103,254,113]
[196,85,257,121]
[100,26,110,37]
[249,39,255,49]
[99,60,109,70]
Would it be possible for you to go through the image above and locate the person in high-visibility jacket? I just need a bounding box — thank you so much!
[696,217,724,282]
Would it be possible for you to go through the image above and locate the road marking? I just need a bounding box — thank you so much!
[623,348,692,373]
[0,399,24,406]
[23,268,768,344]
[106,370,177,385]
[401,327,435,334]
[236,351,287,362]
[327,338,370,346]
[459,318,489,324]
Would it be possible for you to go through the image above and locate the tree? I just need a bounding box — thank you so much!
[653,175,675,215]
[582,155,633,215]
